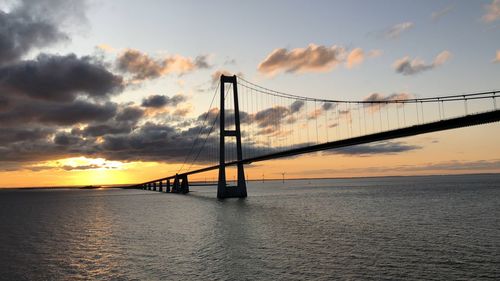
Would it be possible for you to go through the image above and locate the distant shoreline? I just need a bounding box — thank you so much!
[1,172,499,190]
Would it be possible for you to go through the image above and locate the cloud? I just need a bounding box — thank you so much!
[254,106,289,128]
[115,106,144,122]
[434,50,452,66]
[363,92,414,112]
[54,132,82,146]
[345,49,382,69]
[290,100,305,113]
[367,49,383,58]
[223,58,237,65]
[195,106,295,136]
[0,1,226,170]
[345,48,364,69]
[482,0,500,22]
[194,55,211,69]
[0,127,54,145]
[173,107,191,117]
[258,44,347,75]
[211,69,243,86]
[288,159,500,176]
[405,159,500,171]
[24,157,124,172]
[322,102,335,111]
[96,44,117,53]
[116,49,210,82]
[75,124,133,138]
[0,98,118,126]
[258,44,382,75]
[69,103,149,138]
[327,141,421,156]
[364,92,414,103]
[493,50,500,63]
[384,22,414,39]
[0,53,124,102]
[393,50,452,75]
[141,94,186,108]
[0,0,87,66]
[61,164,106,171]
[431,5,454,22]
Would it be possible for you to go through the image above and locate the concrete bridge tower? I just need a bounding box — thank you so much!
[217,75,247,199]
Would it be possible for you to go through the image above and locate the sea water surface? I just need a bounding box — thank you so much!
[0,174,499,280]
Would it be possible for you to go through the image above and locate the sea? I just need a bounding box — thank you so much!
[0,174,499,280]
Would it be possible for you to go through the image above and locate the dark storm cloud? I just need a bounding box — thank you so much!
[0,53,124,102]
[54,132,81,146]
[141,94,186,108]
[0,0,87,66]
[97,121,268,164]
[98,122,198,162]
[0,105,422,171]
[115,106,144,122]
[0,95,9,109]
[70,103,148,137]
[0,99,117,126]
[41,101,117,125]
[0,127,54,145]
[74,124,133,138]
[142,95,168,108]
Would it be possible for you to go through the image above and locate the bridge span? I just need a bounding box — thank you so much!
[130,75,500,198]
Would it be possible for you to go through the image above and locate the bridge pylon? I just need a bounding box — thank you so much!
[217,75,247,199]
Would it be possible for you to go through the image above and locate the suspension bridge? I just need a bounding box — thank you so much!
[130,75,500,198]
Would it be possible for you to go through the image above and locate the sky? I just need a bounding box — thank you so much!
[0,0,500,188]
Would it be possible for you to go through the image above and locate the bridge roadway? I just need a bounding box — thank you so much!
[134,109,500,188]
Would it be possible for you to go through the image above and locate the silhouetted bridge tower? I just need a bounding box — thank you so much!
[131,75,500,198]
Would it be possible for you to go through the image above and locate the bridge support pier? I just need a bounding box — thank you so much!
[217,75,247,199]
[172,174,189,194]
[158,181,163,192]
[172,175,179,192]
[166,179,171,193]
[180,175,189,194]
